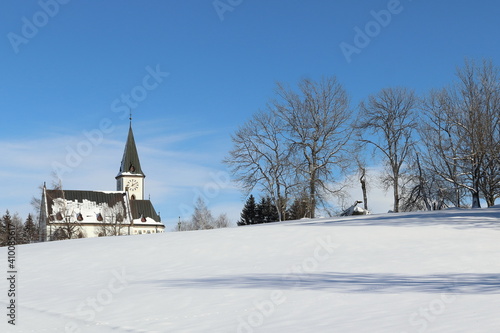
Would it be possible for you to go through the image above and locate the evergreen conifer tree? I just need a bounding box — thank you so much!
[238,195,257,226]
[11,213,24,245]
[0,210,12,246]
[287,194,310,220]
[256,197,279,223]
[23,214,39,244]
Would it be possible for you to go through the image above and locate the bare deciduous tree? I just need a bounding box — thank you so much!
[212,213,230,229]
[273,77,353,217]
[95,203,127,237]
[419,89,468,208]
[176,197,231,231]
[420,59,500,208]
[191,197,214,230]
[46,179,85,240]
[357,87,418,213]
[224,111,295,221]
[457,59,500,207]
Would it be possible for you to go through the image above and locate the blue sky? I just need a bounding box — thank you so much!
[1,0,500,229]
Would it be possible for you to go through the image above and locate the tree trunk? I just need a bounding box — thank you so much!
[274,197,283,222]
[471,164,481,208]
[393,173,400,212]
[485,195,495,207]
[416,154,432,211]
[309,179,316,218]
[455,185,461,208]
[360,169,368,211]
[471,190,481,208]
[274,185,283,222]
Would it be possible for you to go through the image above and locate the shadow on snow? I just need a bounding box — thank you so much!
[143,272,500,294]
[280,208,500,230]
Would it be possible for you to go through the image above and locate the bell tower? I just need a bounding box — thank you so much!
[116,119,145,200]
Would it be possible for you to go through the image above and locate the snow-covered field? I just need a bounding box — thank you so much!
[1,208,500,333]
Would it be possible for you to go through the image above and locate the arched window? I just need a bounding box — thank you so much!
[131,194,136,200]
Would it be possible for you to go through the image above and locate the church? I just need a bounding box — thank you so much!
[39,122,165,241]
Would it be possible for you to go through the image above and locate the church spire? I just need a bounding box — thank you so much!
[118,122,144,176]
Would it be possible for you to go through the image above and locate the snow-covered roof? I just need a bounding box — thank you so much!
[44,189,162,225]
[130,200,161,222]
[132,217,164,226]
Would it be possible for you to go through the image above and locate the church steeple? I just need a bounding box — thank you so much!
[116,122,145,200]
[119,124,144,175]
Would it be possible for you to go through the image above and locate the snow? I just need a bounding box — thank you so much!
[2,208,500,332]
[132,217,164,225]
[116,172,144,177]
[50,198,127,224]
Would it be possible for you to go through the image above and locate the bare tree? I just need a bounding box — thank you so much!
[191,197,214,230]
[224,111,295,221]
[95,203,127,237]
[212,213,230,229]
[419,89,468,208]
[273,77,353,217]
[452,60,490,207]
[357,87,418,212]
[180,197,230,231]
[462,60,500,207]
[399,152,449,212]
[46,179,85,240]
[420,59,500,207]
[173,218,194,232]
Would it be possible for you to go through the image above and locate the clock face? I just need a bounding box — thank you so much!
[126,179,139,191]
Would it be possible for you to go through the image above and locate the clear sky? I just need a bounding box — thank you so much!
[1,0,500,229]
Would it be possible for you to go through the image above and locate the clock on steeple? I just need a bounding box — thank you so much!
[126,179,139,191]
[116,122,145,200]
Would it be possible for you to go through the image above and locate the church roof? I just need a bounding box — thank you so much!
[119,124,144,176]
[130,200,161,222]
[44,189,162,224]
[45,190,127,208]
[44,190,129,222]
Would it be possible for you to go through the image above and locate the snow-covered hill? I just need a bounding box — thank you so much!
[2,208,500,333]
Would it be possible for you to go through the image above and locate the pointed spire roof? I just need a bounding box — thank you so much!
[119,124,144,175]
